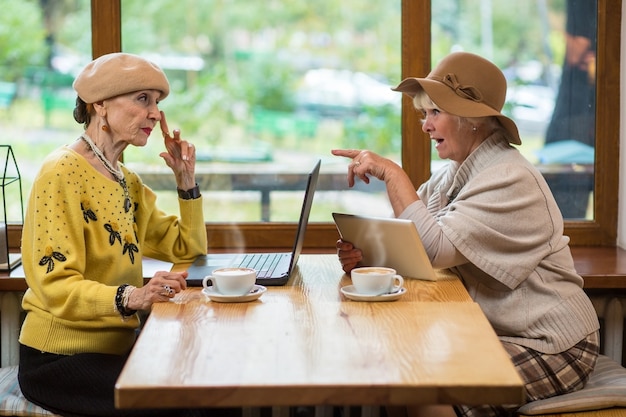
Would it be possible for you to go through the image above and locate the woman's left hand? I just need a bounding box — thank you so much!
[127,270,189,310]
[331,149,395,187]
[159,111,197,190]
[331,148,420,218]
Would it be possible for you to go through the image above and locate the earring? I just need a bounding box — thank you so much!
[102,125,110,132]
[472,126,477,132]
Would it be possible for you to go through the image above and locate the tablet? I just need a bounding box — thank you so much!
[332,212,437,281]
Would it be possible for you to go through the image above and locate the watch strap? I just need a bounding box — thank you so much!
[177,184,201,200]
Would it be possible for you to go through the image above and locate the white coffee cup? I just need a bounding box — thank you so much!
[350,267,404,296]
[202,267,257,296]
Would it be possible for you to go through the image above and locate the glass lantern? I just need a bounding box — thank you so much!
[0,145,23,271]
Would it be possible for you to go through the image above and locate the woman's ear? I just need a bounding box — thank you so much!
[92,100,106,117]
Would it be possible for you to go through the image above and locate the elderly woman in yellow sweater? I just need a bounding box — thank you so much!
[17,53,229,417]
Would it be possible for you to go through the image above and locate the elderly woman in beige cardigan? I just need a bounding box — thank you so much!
[332,52,600,417]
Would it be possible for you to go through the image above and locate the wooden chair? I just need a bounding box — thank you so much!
[517,355,626,417]
[519,411,626,417]
[0,366,58,417]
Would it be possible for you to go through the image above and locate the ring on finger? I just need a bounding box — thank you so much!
[354,161,361,167]
[161,284,174,296]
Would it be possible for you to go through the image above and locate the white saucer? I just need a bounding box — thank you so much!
[340,285,406,302]
[202,285,267,303]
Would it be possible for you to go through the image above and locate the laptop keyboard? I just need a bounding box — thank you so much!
[236,253,286,278]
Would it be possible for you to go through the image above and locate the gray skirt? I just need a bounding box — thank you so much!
[455,330,600,417]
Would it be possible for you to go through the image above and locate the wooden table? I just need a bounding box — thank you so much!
[115,254,524,410]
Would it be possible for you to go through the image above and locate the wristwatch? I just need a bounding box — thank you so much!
[177,184,201,200]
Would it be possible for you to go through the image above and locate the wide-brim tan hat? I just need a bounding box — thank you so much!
[73,52,170,103]
[392,51,521,145]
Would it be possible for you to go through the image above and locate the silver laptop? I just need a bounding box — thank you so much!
[332,212,437,281]
[186,160,320,286]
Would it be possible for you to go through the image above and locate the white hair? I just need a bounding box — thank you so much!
[412,90,503,134]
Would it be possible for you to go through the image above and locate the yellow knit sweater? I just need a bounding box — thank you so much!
[19,146,207,355]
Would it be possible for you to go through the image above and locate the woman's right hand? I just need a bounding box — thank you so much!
[336,239,363,274]
[159,111,197,190]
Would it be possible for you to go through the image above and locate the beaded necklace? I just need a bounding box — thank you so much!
[80,134,132,213]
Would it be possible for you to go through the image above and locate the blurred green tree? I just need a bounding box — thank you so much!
[0,1,47,81]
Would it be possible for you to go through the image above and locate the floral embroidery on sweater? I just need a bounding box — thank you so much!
[81,195,140,260]
[38,246,67,274]
[104,221,122,246]
[123,234,139,263]
[81,198,97,223]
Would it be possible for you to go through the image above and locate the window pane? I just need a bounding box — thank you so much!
[431,0,595,220]
[121,0,400,222]
[0,1,91,222]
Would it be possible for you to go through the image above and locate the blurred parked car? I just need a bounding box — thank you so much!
[295,68,401,117]
[506,84,555,135]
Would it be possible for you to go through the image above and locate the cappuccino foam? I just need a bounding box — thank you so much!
[215,268,255,276]
[356,268,393,275]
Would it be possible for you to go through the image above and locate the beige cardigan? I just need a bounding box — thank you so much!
[401,134,599,354]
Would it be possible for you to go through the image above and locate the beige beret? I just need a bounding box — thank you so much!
[73,52,170,103]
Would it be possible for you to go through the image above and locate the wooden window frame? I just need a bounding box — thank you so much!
[82,0,620,252]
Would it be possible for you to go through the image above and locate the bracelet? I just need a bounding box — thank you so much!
[122,284,136,309]
[177,184,201,200]
[115,284,137,317]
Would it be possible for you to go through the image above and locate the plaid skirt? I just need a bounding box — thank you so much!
[455,330,600,417]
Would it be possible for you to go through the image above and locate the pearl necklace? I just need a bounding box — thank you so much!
[80,134,132,213]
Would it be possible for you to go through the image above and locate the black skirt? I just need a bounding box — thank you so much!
[18,343,241,417]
